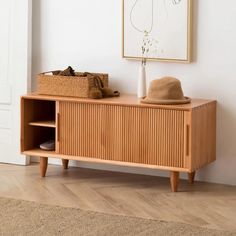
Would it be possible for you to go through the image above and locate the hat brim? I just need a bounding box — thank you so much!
[141,96,191,105]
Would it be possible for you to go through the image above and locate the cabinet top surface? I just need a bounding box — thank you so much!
[22,93,216,111]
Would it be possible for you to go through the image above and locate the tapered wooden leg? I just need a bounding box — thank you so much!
[62,159,69,169]
[170,171,179,192]
[40,157,48,177]
[188,172,195,184]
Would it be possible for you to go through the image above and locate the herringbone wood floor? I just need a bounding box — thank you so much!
[0,163,236,232]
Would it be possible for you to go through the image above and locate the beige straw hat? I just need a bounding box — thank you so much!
[141,77,191,105]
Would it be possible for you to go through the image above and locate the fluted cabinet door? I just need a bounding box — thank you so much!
[59,102,186,168]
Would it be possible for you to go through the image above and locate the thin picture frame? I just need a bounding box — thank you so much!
[122,0,193,63]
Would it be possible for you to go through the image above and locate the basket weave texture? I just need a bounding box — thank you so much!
[37,72,109,98]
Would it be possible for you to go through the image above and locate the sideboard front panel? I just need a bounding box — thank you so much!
[59,102,186,168]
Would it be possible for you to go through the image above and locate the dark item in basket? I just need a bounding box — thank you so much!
[52,66,76,76]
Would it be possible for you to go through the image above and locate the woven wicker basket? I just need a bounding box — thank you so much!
[37,71,109,98]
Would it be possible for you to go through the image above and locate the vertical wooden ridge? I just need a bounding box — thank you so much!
[59,103,186,168]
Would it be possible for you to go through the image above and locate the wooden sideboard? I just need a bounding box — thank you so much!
[21,94,216,192]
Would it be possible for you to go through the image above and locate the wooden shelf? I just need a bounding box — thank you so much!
[22,148,189,173]
[23,148,56,156]
[29,120,56,128]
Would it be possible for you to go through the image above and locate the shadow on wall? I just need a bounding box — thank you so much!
[198,102,236,185]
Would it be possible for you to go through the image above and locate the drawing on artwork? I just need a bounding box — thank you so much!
[123,0,191,62]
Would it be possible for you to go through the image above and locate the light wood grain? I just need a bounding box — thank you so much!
[23,148,189,172]
[170,171,179,192]
[190,102,217,171]
[1,164,235,232]
[29,120,56,128]
[40,157,48,177]
[21,95,217,192]
[56,101,60,154]
[59,102,185,169]
[22,93,215,111]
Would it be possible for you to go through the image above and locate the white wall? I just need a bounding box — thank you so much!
[32,0,236,186]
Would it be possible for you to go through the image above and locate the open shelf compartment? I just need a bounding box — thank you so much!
[21,98,57,153]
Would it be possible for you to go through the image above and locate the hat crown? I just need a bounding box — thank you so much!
[141,76,191,105]
[147,77,185,101]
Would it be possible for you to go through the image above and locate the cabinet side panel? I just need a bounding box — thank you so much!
[59,102,185,168]
[20,98,25,152]
[190,102,217,171]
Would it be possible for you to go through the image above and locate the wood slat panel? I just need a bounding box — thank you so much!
[59,102,185,168]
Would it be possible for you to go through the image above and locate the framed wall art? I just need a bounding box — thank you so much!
[122,0,192,62]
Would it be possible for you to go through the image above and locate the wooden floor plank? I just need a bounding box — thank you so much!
[0,163,236,231]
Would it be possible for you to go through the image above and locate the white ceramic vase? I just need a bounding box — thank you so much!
[137,60,147,98]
